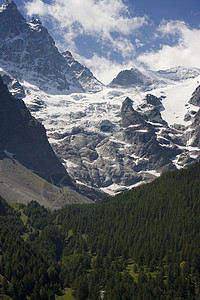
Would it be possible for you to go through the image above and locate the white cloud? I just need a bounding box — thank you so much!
[25,0,148,58]
[25,0,146,34]
[75,53,139,84]
[109,36,135,58]
[138,20,200,70]
[135,39,144,48]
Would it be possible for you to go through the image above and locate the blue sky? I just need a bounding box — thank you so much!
[8,0,200,83]
[127,0,200,27]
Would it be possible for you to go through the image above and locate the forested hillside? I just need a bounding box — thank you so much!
[0,161,200,299]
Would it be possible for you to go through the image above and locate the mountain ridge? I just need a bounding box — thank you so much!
[0,0,102,93]
[0,0,200,196]
[110,66,200,88]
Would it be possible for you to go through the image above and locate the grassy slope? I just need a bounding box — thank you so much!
[0,158,92,209]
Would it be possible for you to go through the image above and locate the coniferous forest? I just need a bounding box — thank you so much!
[0,161,200,299]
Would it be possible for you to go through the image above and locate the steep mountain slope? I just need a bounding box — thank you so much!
[0,0,200,196]
[1,160,200,299]
[0,158,92,209]
[0,75,103,201]
[54,161,200,299]
[0,0,102,93]
[0,76,72,186]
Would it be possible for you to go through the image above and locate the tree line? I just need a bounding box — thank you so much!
[0,161,200,299]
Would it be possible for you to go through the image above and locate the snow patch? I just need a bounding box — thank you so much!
[144,170,161,177]
[3,149,15,159]
[63,160,80,169]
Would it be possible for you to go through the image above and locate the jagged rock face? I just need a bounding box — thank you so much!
[183,86,200,150]
[120,97,146,127]
[0,70,25,97]
[50,94,180,191]
[0,0,102,92]
[189,109,200,148]
[139,94,166,125]
[62,51,102,92]
[120,97,176,168]
[120,97,166,161]
[0,0,69,90]
[145,94,162,106]
[0,76,72,186]
[100,120,114,132]
[52,129,145,190]
[0,0,25,39]
[189,85,200,107]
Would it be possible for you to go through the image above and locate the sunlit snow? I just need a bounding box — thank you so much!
[6,70,200,195]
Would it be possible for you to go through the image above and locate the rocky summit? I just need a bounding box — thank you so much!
[0,0,102,93]
[110,68,156,88]
[0,0,200,196]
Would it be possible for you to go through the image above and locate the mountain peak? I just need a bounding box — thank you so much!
[62,51,73,58]
[0,0,102,93]
[1,0,15,8]
[0,0,25,22]
[122,97,134,110]
[121,97,146,127]
[30,17,42,25]
[1,0,18,12]
[110,68,154,87]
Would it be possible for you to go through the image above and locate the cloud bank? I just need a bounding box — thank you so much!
[25,0,147,58]
[75,53,141,84]
[25,1,200,83]
[138,20,200,70]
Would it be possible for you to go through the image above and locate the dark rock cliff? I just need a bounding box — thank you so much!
[0,76,72,186]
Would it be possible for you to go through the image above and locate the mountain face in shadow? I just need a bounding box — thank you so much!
[0,75,72,186]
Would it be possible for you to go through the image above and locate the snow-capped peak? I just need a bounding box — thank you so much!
[156,66,200,81]
[0,0,102,93]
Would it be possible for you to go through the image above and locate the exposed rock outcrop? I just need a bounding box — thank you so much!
[189,85,200,107]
